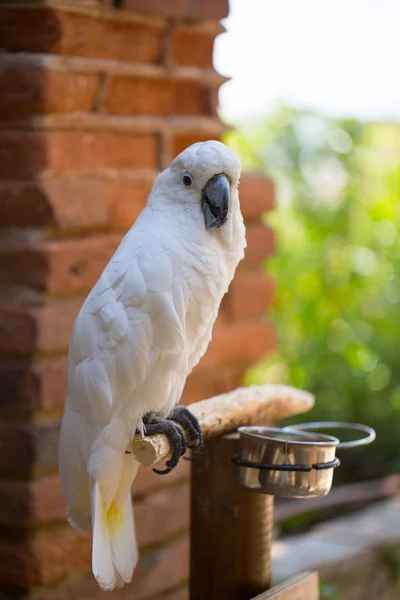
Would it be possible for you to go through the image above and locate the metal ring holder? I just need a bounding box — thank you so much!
[284,421,376,449]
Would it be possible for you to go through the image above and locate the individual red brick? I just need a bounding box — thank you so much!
[135,482,189,549]
[0,131,47,179]
[32,476,63,524]
[0,525,92,588]
[35,537,189,598]
[0,243,48,292]
[0,8,165,63]
[110,179,153,231]
[37,359,67,411]
[119,0,186,15]
[0,298,82,355]
[173,80,210,116]
[106,77,173,116]
[0,177,152,231]
[46,236,119,293]
[0,236,120,294]
[0,307,37,356]
[163,587,189,600]
[172,131,221,158]
[0,131,158,177]
[188,0,229,20]
[134,460,189,498]
[0,420,60,478]
[0,476,57,527]
[222,271,275,320]
[106,77,209,117]
[0,179,104,229]
[0,538,38,591]
[195,319,275,373]
[241,223,275,270]
[0,476,64,527]
[240,173,275,220]
[182,365,245,406]
[0,66,99,117]
[172,27,216,68]
[35,299,82,354]
[0,357,67,414]
[121,0,228,20]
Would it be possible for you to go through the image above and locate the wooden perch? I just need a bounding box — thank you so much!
[129,384,314,467]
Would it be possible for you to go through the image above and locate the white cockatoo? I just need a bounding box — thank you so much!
[58,140,246,591]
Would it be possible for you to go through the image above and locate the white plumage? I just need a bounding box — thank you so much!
[58,140,246,590]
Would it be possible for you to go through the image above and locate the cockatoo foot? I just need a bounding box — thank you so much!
[142,414,187,475]
[169,405,204,461]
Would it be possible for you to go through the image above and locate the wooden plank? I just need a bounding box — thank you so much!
[251,572,319,600]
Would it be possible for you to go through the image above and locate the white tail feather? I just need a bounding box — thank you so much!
[91,477,138,591]
[91,452,139,591]
[92,481,117,590]
[110,491,138,584]
[60,409,140,590]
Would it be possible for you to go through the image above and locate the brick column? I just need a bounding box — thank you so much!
[0,2,275,598]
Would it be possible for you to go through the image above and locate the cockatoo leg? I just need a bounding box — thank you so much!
[142,414,187,475]
[169,405,204,459]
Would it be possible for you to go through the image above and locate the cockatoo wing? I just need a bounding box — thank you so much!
[60,216,188,520]
[59,218,190,590]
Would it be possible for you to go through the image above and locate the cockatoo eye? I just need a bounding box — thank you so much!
[182,174,193,187]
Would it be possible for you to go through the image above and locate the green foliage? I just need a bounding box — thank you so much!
[380,545,400,586]
[225,106,400,480]
[319,581,341,600]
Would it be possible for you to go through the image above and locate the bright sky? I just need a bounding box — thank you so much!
[215,0,400,123]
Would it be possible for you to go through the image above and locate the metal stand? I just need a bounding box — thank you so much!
[190,433,273,600]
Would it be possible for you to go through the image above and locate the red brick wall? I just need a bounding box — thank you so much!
[0,2,275,599]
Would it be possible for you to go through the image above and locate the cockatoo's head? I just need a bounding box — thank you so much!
[153,140,242,231]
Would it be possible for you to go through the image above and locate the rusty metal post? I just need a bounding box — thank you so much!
[190,433,273,600]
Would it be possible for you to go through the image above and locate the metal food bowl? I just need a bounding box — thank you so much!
[233,422,376,499]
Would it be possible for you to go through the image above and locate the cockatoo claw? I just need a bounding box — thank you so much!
[142,414,187,475]
[143,406,204,474]
[170,405,204,460]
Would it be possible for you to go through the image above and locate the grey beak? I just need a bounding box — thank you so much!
[201,173,230,229]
